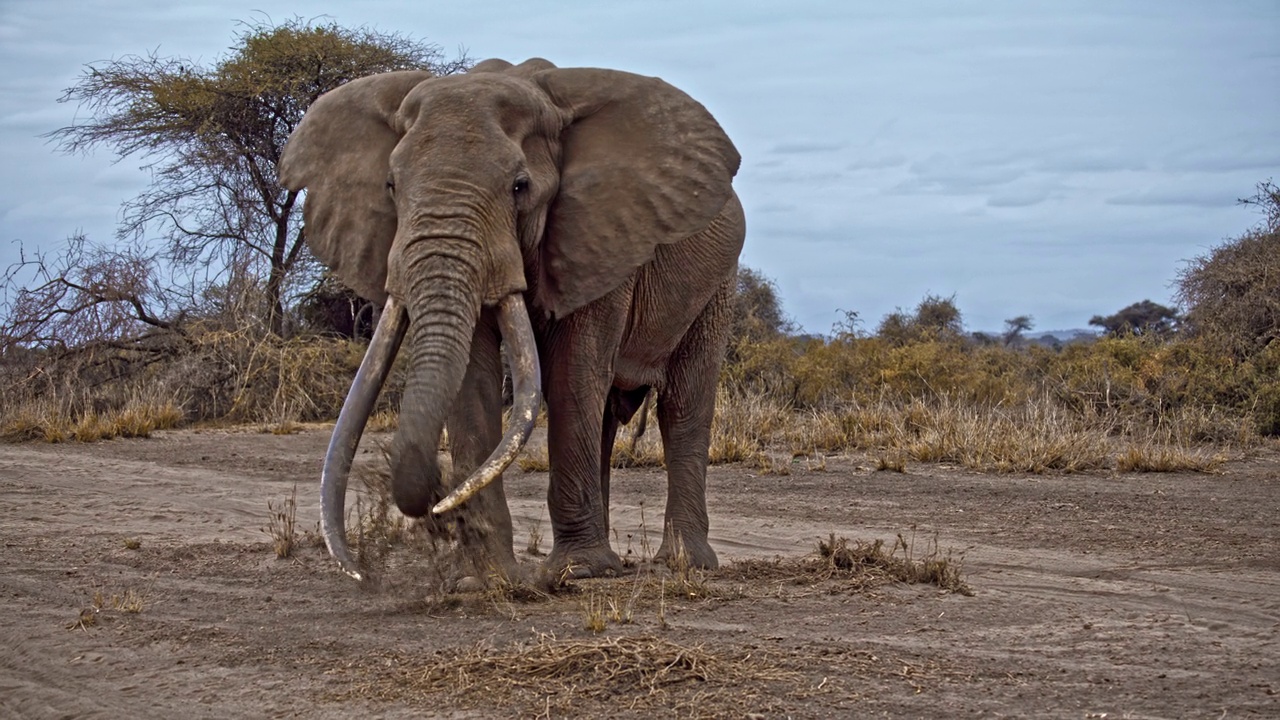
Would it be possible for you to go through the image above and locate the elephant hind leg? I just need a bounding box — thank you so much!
[654,275,734,570]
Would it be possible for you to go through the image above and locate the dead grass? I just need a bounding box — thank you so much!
[4,322,1255,483]
[333,633,810,718]
[93,588,146,614]
[662,533,715,600]
[366,409,398,433]
[1,395,184,443]
[1116,444,1226,473]
[581,594,608,633]
[0,324,387,442]
[70,587,147,631]
[708,391,1240,475]
[524,520,544,557]
[821,532,970,594]
[263,484,298,558]
[342,451,539,596]
[516,445,551,472]
[725,532,971,597]
[875,454,907,472]
[350,461,413,581]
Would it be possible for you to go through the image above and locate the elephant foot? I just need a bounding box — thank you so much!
[543,542,625,582]
[453,557,534,593]
[439,518,518,587]
[655,532,718,571]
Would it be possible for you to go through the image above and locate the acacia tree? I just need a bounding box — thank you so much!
[46,18,469,336]
[1002,315,1034,347]
[1088,300,1180,338]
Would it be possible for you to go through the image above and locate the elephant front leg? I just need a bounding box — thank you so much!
[443,310,516,580]
[654,279,735,570]
[541,313,626,579]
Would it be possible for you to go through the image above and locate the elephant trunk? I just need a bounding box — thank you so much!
[391,238,543,519]
[433,292,540,514]
[391,243,486,517]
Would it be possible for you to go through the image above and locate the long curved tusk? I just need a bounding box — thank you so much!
[320,296,408,580]
[432,293,541,514]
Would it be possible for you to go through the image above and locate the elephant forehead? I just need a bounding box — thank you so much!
[398,74,560,137]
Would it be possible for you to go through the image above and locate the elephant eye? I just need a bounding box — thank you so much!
[512,177,530,195]
[385,176,396,194]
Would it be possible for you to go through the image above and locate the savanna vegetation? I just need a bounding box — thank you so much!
[1,19,1275,476]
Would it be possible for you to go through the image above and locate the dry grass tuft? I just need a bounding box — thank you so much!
[343,450,532,596]
[68,587,147,631]
[263,484,298,558]
[875,454,906,472]
[1116,444,1225,473]
[481,568,554,605]
[610,434,665,468]
[818,533,970,595]
[524,520,544,557]
[516,444,551,472]
[366,409,399,433]
[334,634,807,717]
[93,588,146,614]
[726,531,971,597]
[518,424,666,472]
[582,595,608,633]
[662,534,714,600]
[1,397,184,443]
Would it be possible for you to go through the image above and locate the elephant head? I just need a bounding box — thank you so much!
[279,58,740,578]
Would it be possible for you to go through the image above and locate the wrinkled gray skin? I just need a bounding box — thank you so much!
[280,58,745,580]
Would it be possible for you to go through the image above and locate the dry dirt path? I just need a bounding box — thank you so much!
[1,428,1277,717]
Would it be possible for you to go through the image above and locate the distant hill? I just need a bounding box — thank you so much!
[1022,329,1098,347]
[1034,329,1098,343]
[968,328,1099,347]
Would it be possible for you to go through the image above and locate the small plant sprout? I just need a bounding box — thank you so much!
[583,594,607,633]
[264,484,299,558]
[526,520,544,557]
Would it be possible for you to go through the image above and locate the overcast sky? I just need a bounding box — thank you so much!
[2,1,1277,334]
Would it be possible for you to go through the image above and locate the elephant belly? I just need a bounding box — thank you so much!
[613,193,745,391]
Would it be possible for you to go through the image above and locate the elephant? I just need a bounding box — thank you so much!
[278,57,745,582]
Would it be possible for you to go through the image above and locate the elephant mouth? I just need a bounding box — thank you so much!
[317,293,541,580]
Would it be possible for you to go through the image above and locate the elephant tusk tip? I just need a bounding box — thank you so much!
[431,497,458,515]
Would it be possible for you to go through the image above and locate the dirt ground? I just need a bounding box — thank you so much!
[1,427,1277,718]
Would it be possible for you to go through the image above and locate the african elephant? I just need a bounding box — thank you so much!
[279,57,745,582]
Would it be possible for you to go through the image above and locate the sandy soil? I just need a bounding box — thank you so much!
[1,427,1277,718]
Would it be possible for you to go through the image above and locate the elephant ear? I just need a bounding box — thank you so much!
[532,68,741,318]
[279,70,434,303]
